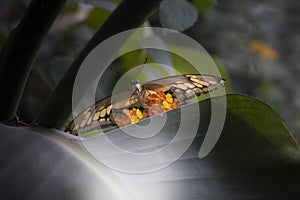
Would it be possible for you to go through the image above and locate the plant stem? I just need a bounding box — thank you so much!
[0,0,67,121]
[36,0,161,129]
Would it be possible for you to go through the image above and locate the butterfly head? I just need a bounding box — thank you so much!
[131,79,143,93]
[131,79,147,106]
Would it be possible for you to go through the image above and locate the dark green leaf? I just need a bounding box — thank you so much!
[225,94,299,159]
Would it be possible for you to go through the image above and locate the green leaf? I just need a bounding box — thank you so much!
[85,7,111,31]
[67,94,300,198]
[4,94,300,199]
[192,0,216,12]
[101,94,300,198]
[224,94,299,159]
[63,2,79,13]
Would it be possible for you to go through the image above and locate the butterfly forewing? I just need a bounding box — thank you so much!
[65,74,225,135]
[144,74,224,102]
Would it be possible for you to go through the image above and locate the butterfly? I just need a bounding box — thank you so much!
[65,74,225,136]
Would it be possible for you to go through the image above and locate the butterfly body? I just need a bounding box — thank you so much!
[66,74,225,135]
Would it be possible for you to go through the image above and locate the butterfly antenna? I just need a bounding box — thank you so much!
[133,57,147,80]
[131,57,148,91]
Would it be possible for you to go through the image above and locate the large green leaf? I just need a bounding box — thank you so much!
[88,94,300,199]
[1,94,299,199]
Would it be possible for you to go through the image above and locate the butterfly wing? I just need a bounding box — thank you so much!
[65,89,139,135]
[65,74,225,135]
[143,74,225,103]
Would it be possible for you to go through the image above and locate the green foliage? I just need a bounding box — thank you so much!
[85,7,111,31]
[225,94,299,159]
[112,0,122,4]
[192,0,216,12]
[63,2,79,13]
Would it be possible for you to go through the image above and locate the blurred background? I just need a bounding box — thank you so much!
[1,0,299,140]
